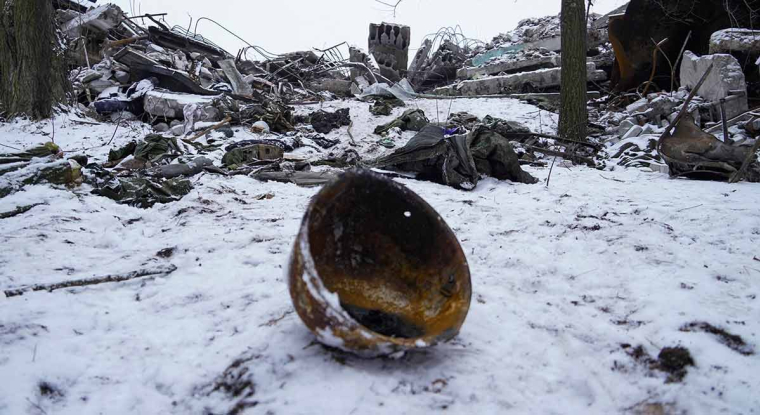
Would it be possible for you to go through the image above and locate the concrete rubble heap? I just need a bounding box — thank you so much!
[4,0,757,212]
[368,22,411,82]
[426,7,625,97]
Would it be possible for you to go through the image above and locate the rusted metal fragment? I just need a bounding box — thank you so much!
[660,117,758,181]
[288,169,471,356]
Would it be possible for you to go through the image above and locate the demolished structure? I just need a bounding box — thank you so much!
[2,0,758,213]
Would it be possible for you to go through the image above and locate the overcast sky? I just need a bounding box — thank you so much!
[101,0,628,59]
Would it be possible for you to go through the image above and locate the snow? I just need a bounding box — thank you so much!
[1,98,759,414]
[710,28,760,53]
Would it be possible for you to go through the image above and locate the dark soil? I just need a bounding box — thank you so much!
[680,322,755,356]
[623,344,695,383]
[656,347,694,383]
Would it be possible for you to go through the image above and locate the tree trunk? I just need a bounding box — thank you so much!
[0,0,67,119]
[559,0,588,142]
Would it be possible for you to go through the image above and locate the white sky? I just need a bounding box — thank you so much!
[102,0,628,59]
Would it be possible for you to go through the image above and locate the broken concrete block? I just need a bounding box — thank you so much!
[310,79,353,97]
[113,47,161,69]
[143,90,222,120]
[111,111,136,122]
[170,125,186,136]
[406,40,466,89]
[434,63,605,96]
[457,52,560,80]
[622,125,643,140]
[617,119,636,135]
[81,70,103,83]
[471,37,564,67]
[626,98,648,114]
[348,46,377,82]
[709,29,760,55]
[63,4,123,37]
[87,78,119,95]
[113,70,130,84]
[369,22,410,82]
[680,51,748,118]
[650,164,670,174]
[56,9,80,25]
[408,39,433,76]
[219,59,253,96]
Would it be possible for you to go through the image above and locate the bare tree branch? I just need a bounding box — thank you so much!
[374,0,403,17]
[4,265,178,298]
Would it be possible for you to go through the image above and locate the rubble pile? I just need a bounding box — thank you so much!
[457,48,559,80]
[434,8,620,97]
[478,13,603,56]
[593,4,760,181]
[2,4,760,409]
[608,0,760,93]
[2,0,757,211]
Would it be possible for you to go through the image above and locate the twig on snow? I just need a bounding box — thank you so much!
[259,309,295,327]
[0,203,46,219]
[677,204,703,212]
[184,116,233,143]
[347,121,357,147]
[4,265,178,298]
[600,174,626,183]
[106,112,123,147]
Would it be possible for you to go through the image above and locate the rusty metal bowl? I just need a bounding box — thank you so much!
[288,169,472,357]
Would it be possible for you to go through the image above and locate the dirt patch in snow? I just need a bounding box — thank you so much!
[622,344,695,383]
[680,322,755,356]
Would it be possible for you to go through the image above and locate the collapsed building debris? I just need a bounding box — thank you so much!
[468,12,607,68]
[457,48,560,80]
[599,62,760,181]
[407,38,468,90]
[18,0,755,215]
[608,0,760,93]
[435,62,607,96]
[660,116,760,181]
[680,51,748,119]
[62,3,123,38]
[368,22,410,82]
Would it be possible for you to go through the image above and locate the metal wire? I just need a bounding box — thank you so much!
[417,25,485,62]
[192,17,283,61]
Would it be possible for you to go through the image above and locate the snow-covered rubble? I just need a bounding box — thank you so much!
[1,97,759,414]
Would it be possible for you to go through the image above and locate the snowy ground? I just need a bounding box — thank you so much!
[1,98,758,415]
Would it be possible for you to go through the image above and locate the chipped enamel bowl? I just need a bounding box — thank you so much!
[288,169,472,357]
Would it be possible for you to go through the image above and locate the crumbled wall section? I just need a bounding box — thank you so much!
[680,51,748,119]
[368,22,410,82]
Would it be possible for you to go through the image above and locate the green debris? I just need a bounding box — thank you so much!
[134,134,182,163]
[108,141,137,162]
[1,159,82,199]
[369,97,405,116]
[374,109,429,135]
[87,166,192,209]
[222,144,284,169]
